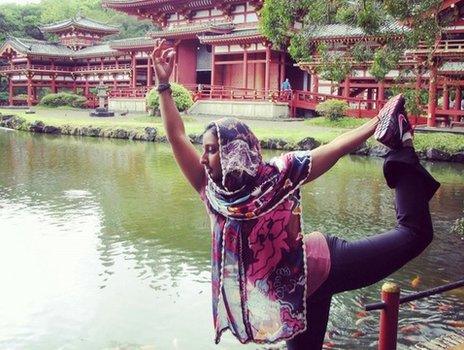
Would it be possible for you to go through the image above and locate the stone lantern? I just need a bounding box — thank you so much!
[90,81,115,117]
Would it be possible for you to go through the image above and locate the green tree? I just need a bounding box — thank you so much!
[0,0,154,42]
[259,0,446,83]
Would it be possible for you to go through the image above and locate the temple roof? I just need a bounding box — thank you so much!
[109,37,155,50]
[440,61,464,73]
[74,43,119,58]
[199,28,263,44]
[40,15,119,35]
[0,36,120,58]
[104,0,262,12]
[1,37,74,57]
[150,21,235,39]
[306,22,407,41]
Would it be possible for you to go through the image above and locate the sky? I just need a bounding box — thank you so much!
[0,0,41,4]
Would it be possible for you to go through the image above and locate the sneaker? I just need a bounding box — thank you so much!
[374,94,412,150]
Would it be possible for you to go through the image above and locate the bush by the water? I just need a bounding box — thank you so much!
[316,99,349,121]
[40,92,86,108]
[146,83,193,116]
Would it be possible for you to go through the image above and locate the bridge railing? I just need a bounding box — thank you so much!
[364,278,464,350]
[184,84,288,102]
[291,90,382,118]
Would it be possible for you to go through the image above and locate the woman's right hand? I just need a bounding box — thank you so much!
[151,39,176,84]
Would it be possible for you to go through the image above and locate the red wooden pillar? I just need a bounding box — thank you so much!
[51,58,57,93]
[211,46,216,87]
[343,77,350,98]
[427,65,437,127]
[279,52,286,88]
[264,45,271,93]
[454,86,461,122]
[378,282,400,350]
[27,74,33,107]
[8,76,13,105]
[101,57,104,70]
[26,57,32,107]
[131,52,137,88]
[84,77,89,97]
[367,88,373,109]
[115,56,119,69]
[443,84,449,110]
[455,87,461,110]
[173,43,178,83]
[378,81,385,109]
[312,71,319,95]
[50,59,56,93]
[242,49,248,89]
[147,55,153,88]
[51,73,57,93]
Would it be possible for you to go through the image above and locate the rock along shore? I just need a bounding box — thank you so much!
[1,114,463,163]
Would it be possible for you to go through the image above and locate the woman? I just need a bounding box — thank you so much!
[151,40,440,349]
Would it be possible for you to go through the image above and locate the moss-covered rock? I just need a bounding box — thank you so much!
[297,137,320,150]
[452,218,464,236]
[426,148,451,162]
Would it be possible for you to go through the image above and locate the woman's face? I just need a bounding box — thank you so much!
[201,129,222,182]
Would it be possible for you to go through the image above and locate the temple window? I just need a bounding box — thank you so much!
[233,14,245,24]
[246,13,258,22]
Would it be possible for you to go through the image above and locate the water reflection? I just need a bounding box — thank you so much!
[0,131,463,349]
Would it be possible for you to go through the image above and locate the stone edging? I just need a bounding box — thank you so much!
[1,115,463,163]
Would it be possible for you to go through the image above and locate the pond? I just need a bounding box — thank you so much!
[0,130,463,350]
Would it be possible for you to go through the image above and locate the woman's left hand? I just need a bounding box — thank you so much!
[151,39,176,84]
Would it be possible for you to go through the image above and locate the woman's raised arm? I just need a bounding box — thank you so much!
[307,117,379,182]
[152,40,206,193]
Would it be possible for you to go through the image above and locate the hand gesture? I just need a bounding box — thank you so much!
[151,39,176,84]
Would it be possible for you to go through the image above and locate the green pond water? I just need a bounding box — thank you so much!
[0,129,463,350]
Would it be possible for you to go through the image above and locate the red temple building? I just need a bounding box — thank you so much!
[1,0,464,126]
[0,15,155,109]
[297,0,464,127]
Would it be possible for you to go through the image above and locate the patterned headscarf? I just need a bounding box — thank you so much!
[206,117,262,193]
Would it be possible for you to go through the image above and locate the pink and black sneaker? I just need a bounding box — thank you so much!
[374,94,412,150]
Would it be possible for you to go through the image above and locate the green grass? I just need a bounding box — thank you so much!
[1,108,463,154]
[305,117,367,129]
[413,133,464,153]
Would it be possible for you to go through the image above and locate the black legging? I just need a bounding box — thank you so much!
[287,147,439,350]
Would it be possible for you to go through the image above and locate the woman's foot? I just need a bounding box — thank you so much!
[374,94,413,149]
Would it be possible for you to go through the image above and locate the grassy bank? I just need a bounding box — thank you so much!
[1,108,463,160]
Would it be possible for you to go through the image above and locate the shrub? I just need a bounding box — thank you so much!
[146,83,193,116]
[0,91,8,102]
[37,87,52,100]
[316,99,349,121]
[40,92,86,108]
[14,94,29,100]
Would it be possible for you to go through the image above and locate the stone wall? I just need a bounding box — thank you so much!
[188,100,290,119]
[108,98,146,112]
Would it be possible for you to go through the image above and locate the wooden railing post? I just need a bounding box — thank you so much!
[379,282,400,350]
